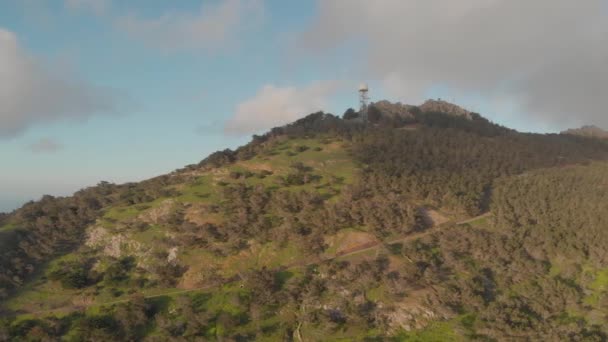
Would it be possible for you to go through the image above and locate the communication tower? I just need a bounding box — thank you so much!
[359,83,369,121]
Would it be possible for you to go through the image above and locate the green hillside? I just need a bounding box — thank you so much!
[1,104,608,340]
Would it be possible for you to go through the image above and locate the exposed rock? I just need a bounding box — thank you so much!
[371,100,416,120]
[419,99,472,119]
[561,125,608,139]
[167,246,179,264]
[138,199,175,224]
[387,303,447,332]
[86,225,143,259]
[85,225,109,248]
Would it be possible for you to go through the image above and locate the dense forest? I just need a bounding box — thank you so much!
[1,102,608,340]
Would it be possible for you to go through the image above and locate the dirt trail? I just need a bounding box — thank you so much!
[22,212,491,317]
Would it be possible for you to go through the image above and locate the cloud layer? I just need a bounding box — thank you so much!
[27,138,63,154]
[226,81,341,135]
[300,0,608,128]
[0,28,120,138]
[65,0,110,15]
[116,0,263,52]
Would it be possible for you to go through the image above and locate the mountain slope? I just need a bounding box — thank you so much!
[1,104,608,340]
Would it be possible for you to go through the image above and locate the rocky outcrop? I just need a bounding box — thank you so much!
[138,199,175,224]
[85,225,142,258]
[419,99,473,119]
[369,99,474,121]
[371,100,416,120]
[561,125,608,139]
[387,303,447,331]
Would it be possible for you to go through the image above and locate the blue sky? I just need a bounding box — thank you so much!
[1,0,606,212]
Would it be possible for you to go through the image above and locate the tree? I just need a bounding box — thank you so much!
[342,108,359,120]
[366,105,382,123]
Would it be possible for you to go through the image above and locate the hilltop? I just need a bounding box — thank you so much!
[1,101,608,341]
[562,125,608,139]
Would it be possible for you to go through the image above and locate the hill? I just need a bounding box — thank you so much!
[1,103,608,341]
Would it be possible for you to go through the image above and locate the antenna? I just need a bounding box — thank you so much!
[359,83,369,121]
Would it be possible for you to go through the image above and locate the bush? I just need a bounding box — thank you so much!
[257,170,273,179]
[48,260,97,289]
[104,257,136,285]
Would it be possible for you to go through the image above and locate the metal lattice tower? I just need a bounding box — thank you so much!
[359,83,369,121]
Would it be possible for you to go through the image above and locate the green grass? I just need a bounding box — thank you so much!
[204,283,247,315]
[366,285,388,302]
[583,268,608,306]
[301,323,372,341]
[4,253,94,312]
[178,175,219,203]
[256,242,303,268]
[102,205,143,225]
[590,269,608,291]
[336,246,378,262]
[323,227,370,256]
[4,136,361,319]
[4,273,81,313]
[240,137,357,184]
[0,222,17,231]
[178,138,356,205]
[465,215,490,228]
[130,224,167,245]
[549,263,562,277]
[394,321,463,341]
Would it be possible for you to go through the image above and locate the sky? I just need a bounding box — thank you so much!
[1,0,607,212]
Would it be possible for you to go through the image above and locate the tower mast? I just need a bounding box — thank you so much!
[359,83,369,121]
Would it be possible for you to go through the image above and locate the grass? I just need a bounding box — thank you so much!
[366,285,388,302]
[175,137,356,207]
[0,222,17,231]
[238,137,357,187]
[336,246,378,263]
[203,283,247,315]
[255,242,303,268]
[216,241,304,280]
[4,253,92,312]
[324,227,368,255]
[5,284,77,313]
[394,321,463,341]
[4,136,361,318]
[130,224,168,245]
[301,323,372,341]
[549,263,562,277]
[177,175,219,203]
[590,269,608,292]
[465,215,490,228]
[1,136,387,339]
[104,206,142,221]
[583,268,608,306]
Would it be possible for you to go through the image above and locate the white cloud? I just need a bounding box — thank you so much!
[0,28,121,138]
[300,0,608,129]
[65,0,110,15]
[27,138,63,154]
[116,0,263,52]
[225,81,342,135]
